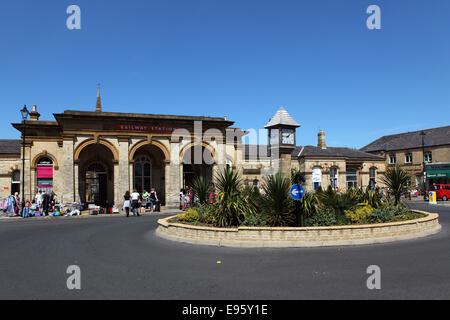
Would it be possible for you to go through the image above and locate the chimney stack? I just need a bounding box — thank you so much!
[318,130,326,149]
[29,105,40,121]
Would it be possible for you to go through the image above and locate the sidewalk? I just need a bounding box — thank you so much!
[0,208,182,222]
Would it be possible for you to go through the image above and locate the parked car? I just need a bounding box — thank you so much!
[428,184,450,201]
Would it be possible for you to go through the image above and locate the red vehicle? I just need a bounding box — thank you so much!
[428,184,450,201]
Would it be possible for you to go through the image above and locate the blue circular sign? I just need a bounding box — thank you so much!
[290,184,304,200]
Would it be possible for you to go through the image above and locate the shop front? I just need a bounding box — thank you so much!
[426,163,450,185]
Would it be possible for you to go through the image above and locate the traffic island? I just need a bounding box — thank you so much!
[155,210,441,248]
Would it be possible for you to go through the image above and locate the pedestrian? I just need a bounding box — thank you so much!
[142,190,150,209]
[22,200,30,218]
[123,191,131,217]
[149,188,158,212]
[130,189,141,217]
[14,192,20,216]
[42,192,51,216]
[35,190,42,208]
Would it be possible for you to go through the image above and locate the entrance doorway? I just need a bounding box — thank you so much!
[85,163,108,207]
[78,143,115,207]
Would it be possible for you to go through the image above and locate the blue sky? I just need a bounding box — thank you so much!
[0,0,449,148]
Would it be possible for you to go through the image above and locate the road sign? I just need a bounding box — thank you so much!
[290,184,304,201]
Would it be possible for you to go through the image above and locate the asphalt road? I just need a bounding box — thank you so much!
[0,202,449,300]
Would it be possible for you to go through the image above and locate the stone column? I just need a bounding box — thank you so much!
[61,138,75,203]
[116,137,130,207]
[165,141,181,208]
[74,162,79,202]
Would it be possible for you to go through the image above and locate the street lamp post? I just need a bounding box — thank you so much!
[20,105,30,214]
[420,131,426,201]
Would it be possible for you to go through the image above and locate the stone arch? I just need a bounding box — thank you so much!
[74,139,119,163]
[129,139,170,162]
[31,151,59,170]
[179,141,217,163]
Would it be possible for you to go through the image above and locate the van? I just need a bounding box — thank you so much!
[428,184,450,201]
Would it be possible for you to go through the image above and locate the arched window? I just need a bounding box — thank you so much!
[312,167,322,190]
[346,169,358,189]
[369,167,377,189]
[330,167,338,190]
[134,156,152,193]
[11,170,20,195]
[37,157,54,193]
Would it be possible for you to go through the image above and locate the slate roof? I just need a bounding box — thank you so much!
[264,107,300,128]
[0,140,20,154]
[294,146,384,160]
[243,144,383,160]
[360,125,450,153]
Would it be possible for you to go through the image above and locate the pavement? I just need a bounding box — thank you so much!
[0,202,449,299]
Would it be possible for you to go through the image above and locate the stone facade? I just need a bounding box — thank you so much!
[0,104,388,207]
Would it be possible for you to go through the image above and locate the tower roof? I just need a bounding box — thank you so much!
[264,107,300,128]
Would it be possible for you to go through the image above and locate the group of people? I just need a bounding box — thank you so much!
[180,187,193,210]
[0,190,58,218]
[179,187,217,210]
[32,190,57,216]
[123,188,159,217]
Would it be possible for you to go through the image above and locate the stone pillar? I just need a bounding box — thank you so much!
[165,141,181,208]
[115,137,130,207]
[74,163,79,202]
[61,138,74,203]
[22,142,32,202]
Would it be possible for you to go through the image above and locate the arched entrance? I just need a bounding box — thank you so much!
[182,145,214,189]
[78,144,115,207]
[132,144,166,205]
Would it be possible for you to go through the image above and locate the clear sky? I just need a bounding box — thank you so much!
[0,0,449,148]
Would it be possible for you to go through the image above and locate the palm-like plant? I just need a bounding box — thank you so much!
[316,185,360,216]
[211,167,256,227]
[262,171,295,227]
[192,176,211,205]
[380,164,411,205]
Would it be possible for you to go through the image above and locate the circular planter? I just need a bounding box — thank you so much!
[156,210,441,248]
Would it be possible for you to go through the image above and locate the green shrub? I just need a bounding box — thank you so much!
[177,209,200,223]
[305,208,337,227]
[201,210,216,225]
[345,205,373,224]
[210,167,256,227]
[241,211,267,227]
[262,171,295,227]
[368,206,397,223]
[193,204,210,221]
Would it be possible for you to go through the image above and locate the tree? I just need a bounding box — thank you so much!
[380,164,411,206]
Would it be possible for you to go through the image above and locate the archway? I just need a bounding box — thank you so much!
[182,145,215,189]
[78,144,115,207]
[132,144,166,205]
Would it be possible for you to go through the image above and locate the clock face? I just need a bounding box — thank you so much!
[281,129,295,145]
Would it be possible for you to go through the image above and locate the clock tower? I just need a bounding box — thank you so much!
[265,107,300,176]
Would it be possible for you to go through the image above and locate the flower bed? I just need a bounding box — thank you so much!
[156,210,440,248]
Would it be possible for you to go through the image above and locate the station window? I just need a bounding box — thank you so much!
[424,151,432,164]
[405,153,412,164]
[389,154,396,164]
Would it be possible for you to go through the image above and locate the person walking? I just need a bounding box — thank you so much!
[130,189,141,217]
[123,191,131,217]
[149,188,158,212]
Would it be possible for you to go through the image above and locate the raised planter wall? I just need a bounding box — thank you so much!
[156,210,441,248]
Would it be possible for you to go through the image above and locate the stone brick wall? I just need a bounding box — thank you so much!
[156,210,440,248]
